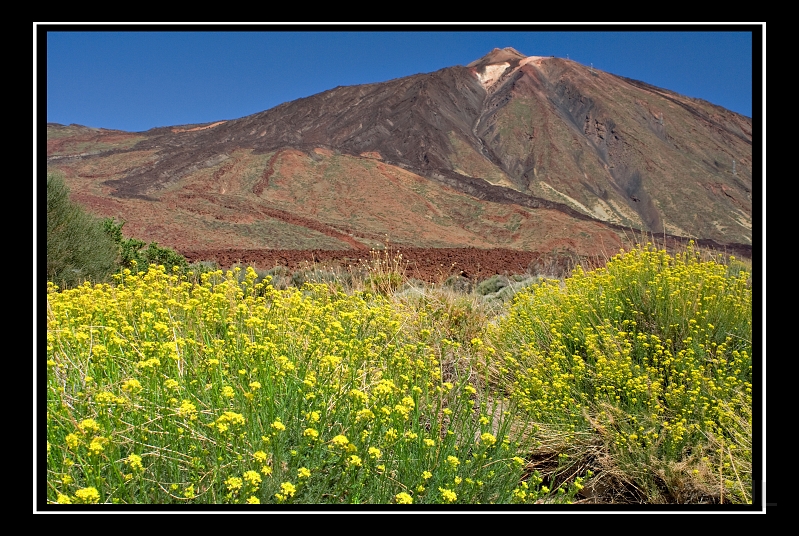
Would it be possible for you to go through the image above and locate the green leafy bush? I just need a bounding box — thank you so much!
[476,275,509,296]
[46,173,119,288]
[102,218,188,272]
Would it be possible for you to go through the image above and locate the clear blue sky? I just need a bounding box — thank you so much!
[42,25,759,133]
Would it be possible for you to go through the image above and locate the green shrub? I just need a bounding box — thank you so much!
[443,275,473,294]
[262,266,291,290]
[103,218,188,272]
[479,277,541,311]
[140,242,188,271]
[476,275,509,296]
[46,173,119,288]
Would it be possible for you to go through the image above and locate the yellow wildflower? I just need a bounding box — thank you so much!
[330,434,349,449]
[65,433,80,449]
[78,419,100,434]
[349,389,369,403]
[439,487,457,503]
[271,419,286,432]
[356,408,375,422]
[243,470,262,488]
[480,432,497,447]
[215,411,245,432]
[121,378,142,393]
[225,477,243,493]
[279,482,296,497]
[74,487,100,504]
[395,492,413,504]
[125,453,144,472]
[177,400,198,420]
[88,436,107,455]
[95,391,123,405]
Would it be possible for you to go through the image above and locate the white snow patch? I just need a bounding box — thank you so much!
[477,63,510,88]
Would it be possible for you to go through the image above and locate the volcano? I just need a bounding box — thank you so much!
[46,48,754,274]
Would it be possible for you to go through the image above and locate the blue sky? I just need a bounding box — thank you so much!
[42,25,760,133]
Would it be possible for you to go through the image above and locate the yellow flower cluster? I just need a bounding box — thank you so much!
[330,434,349,450]
[395,492,413,504]
[480,433,497,447]
[46,262,521,505]
[275,482,297,502]
[225,477,243,493]
[439,487,457,503]
[243,470,262,488]
[74,487,100,504]
[214,411,246,433]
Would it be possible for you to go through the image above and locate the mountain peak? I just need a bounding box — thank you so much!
[467,47,527,68]
[467,47,531,89]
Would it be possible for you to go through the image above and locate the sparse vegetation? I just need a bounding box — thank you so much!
[45,237,754,506]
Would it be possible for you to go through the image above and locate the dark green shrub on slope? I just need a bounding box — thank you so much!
[103,218,188,273]
[46,173,118,288]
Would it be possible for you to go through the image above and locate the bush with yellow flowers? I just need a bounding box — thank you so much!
[489,242,753,503]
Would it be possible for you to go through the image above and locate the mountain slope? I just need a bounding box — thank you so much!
[46,48,754,265]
